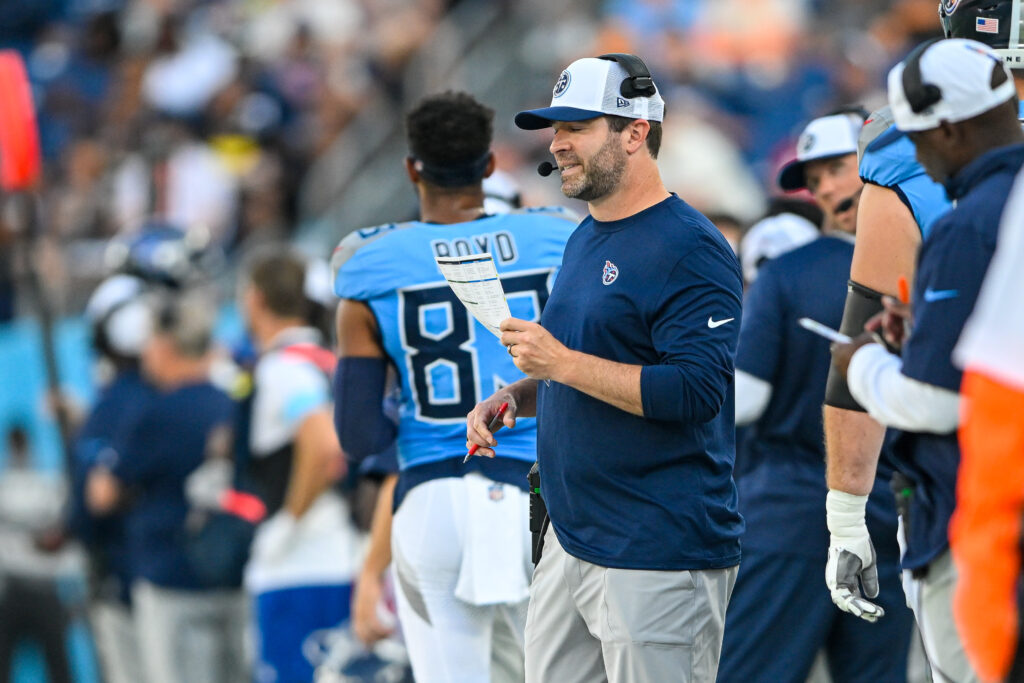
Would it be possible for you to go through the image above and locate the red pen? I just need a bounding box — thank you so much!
[465,401,508,463]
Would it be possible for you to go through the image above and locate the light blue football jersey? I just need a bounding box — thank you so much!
[859,103,1024,239]
[859,107,951,239]
[332,208,577,470]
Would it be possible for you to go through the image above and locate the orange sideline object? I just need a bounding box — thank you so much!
[951,369,1024,681]
[897,275,910,305]
[0,51,41,191]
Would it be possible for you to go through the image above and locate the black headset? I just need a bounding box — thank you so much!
[598,53,657,99]
[901,39,944,114]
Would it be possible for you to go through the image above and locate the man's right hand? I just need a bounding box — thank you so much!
[352,571,395,647]
[465,393,518,458]
[825,489,885,622]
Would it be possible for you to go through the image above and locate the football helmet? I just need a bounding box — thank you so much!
[940,0,1024,67]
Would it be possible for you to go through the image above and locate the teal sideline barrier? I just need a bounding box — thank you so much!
[0,317,94,472]
[0,305,246,682]
[0,305,247,470]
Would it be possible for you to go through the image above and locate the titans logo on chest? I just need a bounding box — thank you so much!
[602,260,619,285]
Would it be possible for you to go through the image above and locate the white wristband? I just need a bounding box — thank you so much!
[826,489,869,537]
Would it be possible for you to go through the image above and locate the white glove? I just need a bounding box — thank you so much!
[825,489,885,622]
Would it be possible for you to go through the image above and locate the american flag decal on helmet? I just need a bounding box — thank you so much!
[976,17,999,33]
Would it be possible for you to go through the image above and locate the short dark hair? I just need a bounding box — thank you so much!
[605,115,663,159]
[247,250,310,320]
[406,91,494,181]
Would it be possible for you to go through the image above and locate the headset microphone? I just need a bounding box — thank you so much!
[537,161,558,177]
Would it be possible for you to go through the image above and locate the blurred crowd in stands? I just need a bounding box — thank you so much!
[0,0,944,320]
[0,0,948,681]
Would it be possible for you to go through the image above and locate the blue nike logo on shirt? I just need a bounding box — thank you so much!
[923,288,959,302]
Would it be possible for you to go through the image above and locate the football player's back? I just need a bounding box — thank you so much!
[333,208,576,469]
[331,91,576,682]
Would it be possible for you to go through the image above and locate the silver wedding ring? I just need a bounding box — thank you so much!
[507,344,515,357]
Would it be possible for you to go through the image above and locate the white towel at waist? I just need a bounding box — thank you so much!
[454,473,531,606]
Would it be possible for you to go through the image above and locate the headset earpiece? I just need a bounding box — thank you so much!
[597,53,657,99]
[902,39,944,114]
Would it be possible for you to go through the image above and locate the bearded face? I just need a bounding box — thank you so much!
[557,126,629,202]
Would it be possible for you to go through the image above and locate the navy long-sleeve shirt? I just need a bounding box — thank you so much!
[735,236,900,561]
[896,143,1024,570]
[537,195,744,570]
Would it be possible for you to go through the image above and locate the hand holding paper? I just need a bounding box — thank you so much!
[435,254,510,338]
[436,253,552,387]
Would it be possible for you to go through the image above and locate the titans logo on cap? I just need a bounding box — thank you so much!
[798,132,816,154]
[553,70,571,98]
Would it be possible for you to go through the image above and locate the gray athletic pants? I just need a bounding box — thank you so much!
[907,550,981,683]
[524,525,737,683]
[90,599,144,683]
[132,579,249,683]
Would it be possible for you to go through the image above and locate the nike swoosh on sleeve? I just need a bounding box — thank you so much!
[708,317,735,328]
[923,288,959,302]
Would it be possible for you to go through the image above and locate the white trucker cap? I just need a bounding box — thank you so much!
[740,213,820,284]
[777,113,864,191]
[888,38,1015,134]
[515,56,665,130]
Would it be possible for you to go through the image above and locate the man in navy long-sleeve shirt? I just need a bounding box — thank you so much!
[466,53,743,683]
[831,38,1024,683]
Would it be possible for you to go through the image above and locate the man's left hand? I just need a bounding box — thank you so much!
[826,490,885,623]
[830,332,877,379]
[500,318,571,381]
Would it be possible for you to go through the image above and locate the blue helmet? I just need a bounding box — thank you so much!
[104,221,218,288]
[309,625,413,683]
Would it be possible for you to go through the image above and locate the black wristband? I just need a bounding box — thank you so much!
[824,280,885,411]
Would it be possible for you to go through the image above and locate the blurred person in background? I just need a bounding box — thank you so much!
[0,424,73,683]
[704,211,745,254]
[111,115,239,244]
[29,11,122,162]
[68,272,154,683]
[333,91,575,682]
[946,23,1024,680]
[240,249,359,683]
[822,0,1024,674]
[719,110,913,682]
[731,197,822,481]
[656,109,769,225]
[820,39,954,645]
[483,169,524,214]
[86,291,247,683]
[738,210,819,286]
[830,38,1024,683]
